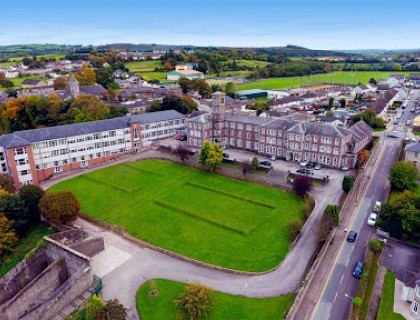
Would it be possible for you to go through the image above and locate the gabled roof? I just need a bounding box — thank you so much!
[21,79,44,85]
[350,120,373,142]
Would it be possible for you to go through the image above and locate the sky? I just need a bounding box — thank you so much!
[1,0,420,50]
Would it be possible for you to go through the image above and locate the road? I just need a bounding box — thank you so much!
[311,89,418,320]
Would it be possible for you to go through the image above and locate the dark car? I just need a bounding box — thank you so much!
[353,261,364,279]
[259,160,272,167]
[386,133,399,139]
[314,163,323,170]
[307,162,316,169]
[223,153,229,158]
[347,231,358,242]
[296,168,312,174]
[180,136,187,141]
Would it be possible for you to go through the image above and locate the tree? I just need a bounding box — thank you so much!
[224,82,236,98]
[388,161,418,191]
[325,110,334,117]
[175,143,190,163]
[0,174,15,193]
[0,213,18,256]
[323,204,340,225]
[205,142,224,172]
[317,213,336,242]
[251,157,259,170]
[198,141,211,168]
[174,282,213,320]
[181,96,198,113]
[75,64,96,86]
[95,67,114,89]
[193,80,211,98]
[342,176,354,193]
[328,97,334,110]
[104,299,127,320]
[358,150,369,165]
[70,94,110,122]
[39,190,80,225]
[179,78,192,94]
[369,78,377,85]
[293,175,313,197]
[53,77,67,90]
[86,294,106,320]
[19,184,45,223]
[288,218,303,241]
[0,194,30,236]
[240,161,254,178]
[339,98,346,108]
[369,239,383,253]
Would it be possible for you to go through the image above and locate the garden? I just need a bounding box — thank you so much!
[50,159,304,272]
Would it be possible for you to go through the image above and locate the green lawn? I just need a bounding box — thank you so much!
[50,160,304,271]
[0,224,52,277]
[137,279,295,320]
[377,271,406,320]
[221,59,270,68]
[126,60,163,73]
[413,130,420,136]
[236,71,416,90]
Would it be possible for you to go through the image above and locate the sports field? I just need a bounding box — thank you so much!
[137,279,296,320]
[236,71,414,91]
[50,160,304,272]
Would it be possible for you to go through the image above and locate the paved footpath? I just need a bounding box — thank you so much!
[41,150,344,320]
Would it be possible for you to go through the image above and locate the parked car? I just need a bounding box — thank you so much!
[347,231,358,242]
[296,168,312,174]
[270,155,276,161]
[386,132,399,139]
[259,160,272,167]
[307,162,316,169]
[367,213,377,226]
[353,261,364,279]
[223,153,229,159]
[341,166,349,171]
[180,136,187,141]
[374,201,382,212]
[314,163,322,170]
[175,135,183,140]
[300,160,308,167]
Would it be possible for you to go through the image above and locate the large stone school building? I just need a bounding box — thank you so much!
[187,92,372,169]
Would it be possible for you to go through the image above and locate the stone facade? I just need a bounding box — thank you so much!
[188,92,373,169]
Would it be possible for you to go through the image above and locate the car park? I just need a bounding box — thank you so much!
[314,163,322,170]
[353,261,364,279]
[367,213,377,226]
[347,231,357,242]
[259,160,272,167]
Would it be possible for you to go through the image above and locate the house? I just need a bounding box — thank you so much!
[259,110,288,119]
[407,74,420,88]
[0,110,186,189]
[236,89,267,100]
[268,96,304,109]
[266,90,289,99]
[316,116,346,127]
[175,63,197,71]
[404,142,420,171]
[166,70,204,81]
[187,92,372,169]
[412,280,420,319]
[21,79,45,89]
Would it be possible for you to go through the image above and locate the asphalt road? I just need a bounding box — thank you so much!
[312,89,419,320]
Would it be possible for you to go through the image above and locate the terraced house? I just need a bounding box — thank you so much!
[188,92,372,169]
[0,110,186,188]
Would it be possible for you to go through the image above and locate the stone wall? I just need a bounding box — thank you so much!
[0,249,48,305]
[1,258,68,320]
[69,237,105,258]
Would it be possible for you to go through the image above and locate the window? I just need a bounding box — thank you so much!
[413,301,419,314]
[14,148,27,156]
[247,132,251,139]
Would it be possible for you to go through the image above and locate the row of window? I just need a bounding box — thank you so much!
[141,119,185,130]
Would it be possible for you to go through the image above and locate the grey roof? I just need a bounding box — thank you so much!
[21,79,44,85]
[288,122,352,137]
[263,119,298,130]
[0,110,186,148]
[226,113,269,125]
[317,116,345,123]
[350,120,373,142]
[405,142,420,152]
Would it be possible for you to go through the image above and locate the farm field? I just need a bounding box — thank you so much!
[50,160,304,272]
[0,54,66,66]
[236,71,415,91]
[220,59,270,68]
[126,60,163,73]
[137,279,296,320]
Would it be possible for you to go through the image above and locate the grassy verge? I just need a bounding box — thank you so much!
[50,160,303,272]
[377,271,406,320]
[137,279,295,320]
[0,224,52,277]
[373,128,386,132]
[359,262,379,319]
[413,130,420,136]
[221,162,268,175]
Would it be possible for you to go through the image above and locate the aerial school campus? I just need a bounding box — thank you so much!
[1,2,420,320]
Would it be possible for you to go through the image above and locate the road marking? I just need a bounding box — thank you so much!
[340,274,344,284]
[310,143,386,320]
[345,257,350,267]
[334,292,338,303]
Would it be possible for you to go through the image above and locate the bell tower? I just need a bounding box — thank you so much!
[211,91,226,122]
[68,74,80,98]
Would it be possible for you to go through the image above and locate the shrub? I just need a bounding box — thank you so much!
[353,297,363,308]
[342,175,354,193]
[174,282,213,320]
[323,204,339,225]
[301,196,315,221]
[369,239,384,253]
[287,218,303,242]
[388,161,418,191]
[19,185,45,223]
[293,175,313,197]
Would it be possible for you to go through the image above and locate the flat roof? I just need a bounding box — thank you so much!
[236,89,266,95]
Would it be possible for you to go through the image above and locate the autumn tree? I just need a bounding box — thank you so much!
[293,175,313,197]
[179,78,192,94]
[70,94,110,122]
[19,184,45,223]
[0,213,18,256]
[53,77,67,90]
[358,150,369,165]
[174,282,213,320]
[192,80,211,98]
[74,64,96,86]
[224,82,236,98]
[389,161,418,191]
[0,174,15,193]
[198,141,223,172]
[39,191,80,225]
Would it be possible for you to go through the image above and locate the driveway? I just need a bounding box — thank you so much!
[41,149,345,320]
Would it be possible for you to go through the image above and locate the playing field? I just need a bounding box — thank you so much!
[50,160,304,272]
[236,71,415,91]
